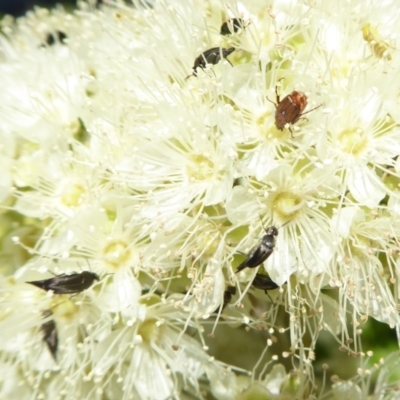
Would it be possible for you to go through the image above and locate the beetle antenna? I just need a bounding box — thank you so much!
[85,258,92,271]
[300,103,323,116]
[258,213,267,230]
[50,299,68,310]
[266,95,276,106]
[277,219,291,230]
[184,73,194,81]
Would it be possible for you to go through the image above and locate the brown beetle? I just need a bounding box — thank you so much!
[185,47,235,80]
[267,81,321,135]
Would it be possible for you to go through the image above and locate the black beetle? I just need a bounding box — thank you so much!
[252,274,286,304]
[214,286,236,314]
[236,226,278,273]
[41,310,58,360]
[222,286,237,309]
[220,18,245,35]
[43,30,68,46]
[27,271,100,294]
[252,274,280,292]
[186,47,235,79]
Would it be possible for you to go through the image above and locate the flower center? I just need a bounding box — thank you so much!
[61,183,86,208]
[337,127,368,156]
[271,191,304,220]
[186,154,215,181]
[55,299,79,320]
[102,239,132,269]
[138,318,162,344]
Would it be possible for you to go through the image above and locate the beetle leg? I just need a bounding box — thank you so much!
[275,77,286,103]
[275,84,280,104]
[264,290,275,305]
[266,95,277,108]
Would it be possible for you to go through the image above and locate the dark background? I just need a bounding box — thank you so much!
[0,0,75,16]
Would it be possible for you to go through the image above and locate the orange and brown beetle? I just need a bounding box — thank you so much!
[267,81,321,136]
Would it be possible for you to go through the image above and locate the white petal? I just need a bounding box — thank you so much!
[347,165,385,208]
[265,237,297,286]
[387,190,400,215]
[189,263,225,317]
[0,171,11,202]
[264,364,287,395]
[320,294,342,335]
[331,207,359,238]
[97,273,142,314]
[225,186,261,225]
[332,381,363,400]
[206,365,239,400]
[300,232,334,275]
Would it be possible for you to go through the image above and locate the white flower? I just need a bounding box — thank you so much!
[1,0,400,398]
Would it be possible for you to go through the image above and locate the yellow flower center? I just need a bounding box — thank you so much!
[186,154,215,181]
[337,127,368,156]
[271,191,304,221]
[102,239,132,269]
[61,183,86,208]
[138,318,162,344]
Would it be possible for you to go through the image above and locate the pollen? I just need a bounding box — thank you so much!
[337,127,369,156]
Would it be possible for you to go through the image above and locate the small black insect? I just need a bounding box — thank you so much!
[27,271,100,294]
[220,18,245,35]
[186,47,235,79]
[41,310,58,360]
[252,274,285,304]
[236,226,279,273]
[43,30,68,46]
[214,286,236,314]
[222,286,237,309]
[252,274,280,292]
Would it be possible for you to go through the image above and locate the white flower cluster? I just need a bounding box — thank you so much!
[1,0,400,398]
